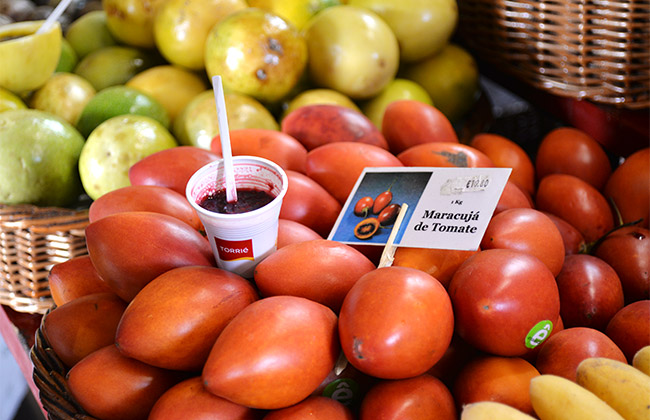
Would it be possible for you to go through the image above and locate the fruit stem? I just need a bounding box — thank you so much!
[582,217,644,255]
[608,196,624,227]
[386,177,397,192]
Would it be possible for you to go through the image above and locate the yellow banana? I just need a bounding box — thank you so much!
[460,401,537,420]
[529,374,625,420]
[632,345,650,376]
[576,357,650,420]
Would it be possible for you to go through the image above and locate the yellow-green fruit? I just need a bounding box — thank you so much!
[248,0,341,29]
[73,46,159,91]
[0,20,62,94]
[576,357,650,420]
[103,0,166,48]
[361,78,433,128]
[55,38,78,73]
[401,43,480,123]
[0,109,85,207]
[126,65,207,123]
[282,88,360,119]
[204,8,308,104]
[76,85,169,138]
[79,114,177,200]
[633,346,650,376]
[30,73,96,125]
[0,87,27,112]
[304,5,399,100]
[529,374,625,420]
[64,10,116,59]
[154,0,247,70]
[173,90,279,149]
[348,0,458,62]
[461,401,537,420]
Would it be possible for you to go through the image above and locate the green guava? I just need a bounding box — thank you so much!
[173,90,279,149]
[76,85,169,138]
[78,114,177,200]
[65,10,117,59]
[73,45,160,91]
[0,109,85,207]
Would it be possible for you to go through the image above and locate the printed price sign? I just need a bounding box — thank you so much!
[328,167,512,251]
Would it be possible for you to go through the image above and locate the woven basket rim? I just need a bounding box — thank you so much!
[1,202,90,315]
[31,310,98,420]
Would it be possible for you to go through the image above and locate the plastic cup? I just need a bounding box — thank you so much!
[186,155,288,278]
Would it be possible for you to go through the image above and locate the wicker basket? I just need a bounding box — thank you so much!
[0,204,89,314]
[457,0,650,109]
[31,314,97,420]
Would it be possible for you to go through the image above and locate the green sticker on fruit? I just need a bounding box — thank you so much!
[525,320,553,349]
[322,378,359,407]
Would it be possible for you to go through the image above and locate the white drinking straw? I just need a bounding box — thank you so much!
[212,75,238,203]
[36,0,73,34]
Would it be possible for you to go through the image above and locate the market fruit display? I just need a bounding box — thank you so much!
[30,120,650,419]
[2,2,649,419]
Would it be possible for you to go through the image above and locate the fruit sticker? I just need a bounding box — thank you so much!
[329,166,511,251]
[525,320,554,349]
[321,378,360,407]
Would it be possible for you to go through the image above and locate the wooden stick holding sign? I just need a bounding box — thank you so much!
[377,203,409,268]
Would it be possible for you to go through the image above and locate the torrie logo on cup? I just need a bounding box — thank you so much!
[214,237,254,261]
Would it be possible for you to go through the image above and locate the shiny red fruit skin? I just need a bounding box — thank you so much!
[480,208,566,277]
[85,211,215,302]
[359,374,457,420]
[535,173,614,243]
[448,249,560,357]
[534,327,626,381]
[305,142,403,205]
[604,147,649,229]
[128,146,219,195]
[282,104,389,151]
[605,300,650,363]
[555,254,624,331]
[280,170,342,237]
[382,99,458,155]
[202,296,339,410]
[593,226,650,303]
[535,126,612,190]
[339,266,454,379]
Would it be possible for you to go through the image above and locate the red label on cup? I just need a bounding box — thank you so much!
[214,237,254,261]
